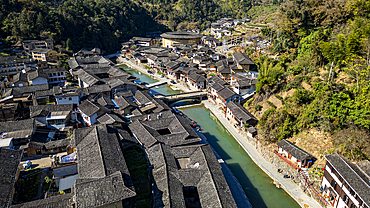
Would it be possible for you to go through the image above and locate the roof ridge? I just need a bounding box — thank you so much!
[92,126,107,177]
[336,152,370,189]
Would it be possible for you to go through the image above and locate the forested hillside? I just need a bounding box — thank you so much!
[249,0,370,162]
[0,0,265,52]
[140,0,253,30]
[0,0,168,52]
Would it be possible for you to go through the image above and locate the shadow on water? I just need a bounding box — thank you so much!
[202,132,232,161]
[227,163,268,208]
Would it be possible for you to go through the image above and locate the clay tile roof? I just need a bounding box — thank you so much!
[232,52,255,65]
[74,171,136,208]
[277,139,311,162]
[225,101,257,123]
[0,148,23,208]
[147,144,237,208]
[78,100,104,117]
[128,112,201,148]
[325,153,370,207]
[10,193,73,208]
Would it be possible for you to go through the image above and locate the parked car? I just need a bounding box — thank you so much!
[170,80,176,84]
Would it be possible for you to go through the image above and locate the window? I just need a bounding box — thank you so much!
[330,180,337,189]
[59,98,62,100]
[69,97,72,100]
[343,195,349,204]
[349,187,355,196]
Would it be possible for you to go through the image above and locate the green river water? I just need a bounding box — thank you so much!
[123,66,300,208]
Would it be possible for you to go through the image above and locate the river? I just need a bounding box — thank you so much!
[123,66,300,208]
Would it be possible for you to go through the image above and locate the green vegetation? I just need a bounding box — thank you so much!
[252,0,370,161]
[123,146,151,208]
[0,0,168,52]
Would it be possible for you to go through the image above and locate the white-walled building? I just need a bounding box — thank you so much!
[276,139,314,168]
[321,153,370,208]
[78,100,109,126]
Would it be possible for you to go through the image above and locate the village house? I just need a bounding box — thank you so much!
[11,72,28,87]
[216,60,232,80]
[40,67,67,85]
[27,70,49,85]
[22,39,53,54]
[230,73,258,98]
[0,119,36,149]
[96,113,125,126]
[13,124,137,208]
[29,104,75,129]
[31,48,57,62]
[1,84,49,115]
[78,100,110,126]
[82,84,112,99]
[225,101,258,131]
[0,56,35,76]
[321,153,370,208]
[0,103,19,121]
[207,75,229,99]
[129,37,156,47]
[73,48,101,57]
[129,111,202,148]
[71,124,136,207]
[232,52,256,73]
[55,89,81,106]
[147,143,237,208]
[52,163,78,193]
[203,35,222,48]
[21,138,71,157]
[114,95,138,116]
[67,55,114,72]
[276,139,314,168]
[32,86,63,105]
[217,86,241,106]
[187,71,207,90]
[0,148,23,208]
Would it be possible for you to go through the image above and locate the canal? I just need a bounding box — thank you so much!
[123,66,300,208]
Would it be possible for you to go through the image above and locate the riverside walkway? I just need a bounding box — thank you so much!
[202,100,322,208]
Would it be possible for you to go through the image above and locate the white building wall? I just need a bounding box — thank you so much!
[90,113,98,125]
[56,96,79,106]
[30,77,48,85]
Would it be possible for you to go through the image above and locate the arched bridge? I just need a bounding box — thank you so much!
[155,91,208,105]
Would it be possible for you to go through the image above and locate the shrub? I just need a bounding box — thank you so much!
[267,101,276,109]
[255,104,262,111]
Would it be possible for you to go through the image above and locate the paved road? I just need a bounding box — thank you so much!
[203,100,322,208]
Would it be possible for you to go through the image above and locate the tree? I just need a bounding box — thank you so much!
[66,38,72,51]
[343,54,370,88]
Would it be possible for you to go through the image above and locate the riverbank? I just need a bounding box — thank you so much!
[202,100,322,208]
